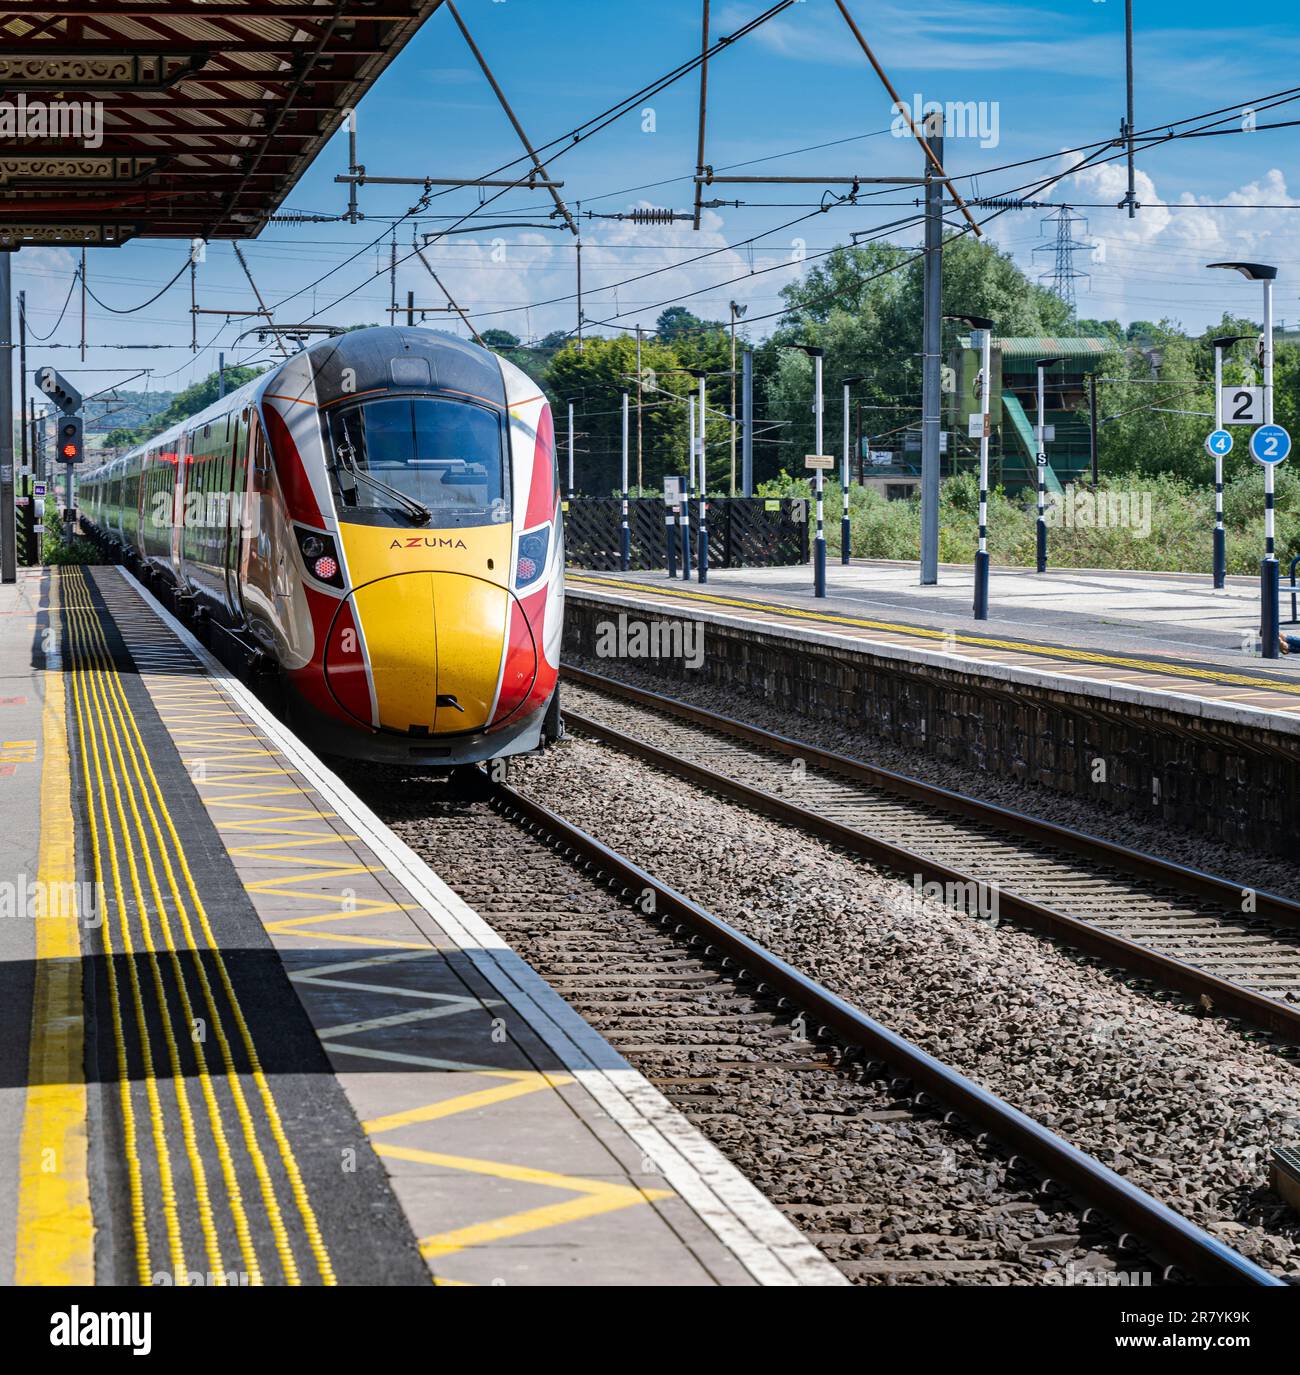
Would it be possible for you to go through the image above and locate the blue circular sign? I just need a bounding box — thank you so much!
[1250,424,1291,465]
[1205,428,1233,457]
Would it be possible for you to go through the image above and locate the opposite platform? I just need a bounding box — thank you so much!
[3,564,841,1288]
[563,563,1300,856]
[568,561,1300,735]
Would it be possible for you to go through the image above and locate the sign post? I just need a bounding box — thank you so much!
[1207,262,1281,655]
[1034,357,1062,574]
[972,326,994,619]
[663,477,680,578]
[696,371,709,584]
[619,392,630,571]
[1205,425,1232,590]
[1252,423,1290,655]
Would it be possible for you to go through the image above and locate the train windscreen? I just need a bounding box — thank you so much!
[326,395,509,526]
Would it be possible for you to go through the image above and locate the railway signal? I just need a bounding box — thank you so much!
[58,415,84,467]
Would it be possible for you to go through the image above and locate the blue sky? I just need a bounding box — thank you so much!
[15,0,1300,408]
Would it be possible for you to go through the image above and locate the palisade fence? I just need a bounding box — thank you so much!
[563,497,810,572]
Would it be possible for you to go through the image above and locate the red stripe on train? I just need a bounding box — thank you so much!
[263,404,323,526]
[522,404,556,530]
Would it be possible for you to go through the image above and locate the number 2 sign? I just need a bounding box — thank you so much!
[1221,386,1263,425]
[1250,424,1291,465]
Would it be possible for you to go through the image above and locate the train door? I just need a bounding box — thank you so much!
[222,408,248,620]
[239,408,277,647]
[170,432,190,585]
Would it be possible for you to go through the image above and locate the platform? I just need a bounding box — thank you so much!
[567,560,1300,734]
[1,564,841,1288]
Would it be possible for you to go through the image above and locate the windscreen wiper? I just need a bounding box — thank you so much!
[336,420,432,524]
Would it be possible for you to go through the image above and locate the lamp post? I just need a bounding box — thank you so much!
[729,301,747,496]
[683,393,694,579]
[947,314,996,618]
[1209,335,1252,590]
[693,368,710,583]
[840,374,865,566]
[1209,262,1280,656]
[620,391,630,571]
[1034,357,1063,574]
[787,344,828,597]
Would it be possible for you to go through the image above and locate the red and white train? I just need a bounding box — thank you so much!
[81,326,564,766]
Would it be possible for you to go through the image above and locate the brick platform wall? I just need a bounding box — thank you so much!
[564,595,1300,857]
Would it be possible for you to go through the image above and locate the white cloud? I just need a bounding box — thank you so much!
[1008,160,1300,327]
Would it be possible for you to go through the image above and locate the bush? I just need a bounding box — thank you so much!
[756,469,1298,575]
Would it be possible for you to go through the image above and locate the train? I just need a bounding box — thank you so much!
[80,326,564,767]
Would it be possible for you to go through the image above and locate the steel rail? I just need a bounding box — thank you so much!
[488,778,1283,1287]
[561,665,1300,1040]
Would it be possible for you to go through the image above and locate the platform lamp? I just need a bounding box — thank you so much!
[1034,357,1063,574]
[1208,262,1280,656]
[619,391,631,570]
[839,374,865,565]
[785,343,828,597]
[689,367,711,584]
[946,314,996,618]
[1208,334,1253,590]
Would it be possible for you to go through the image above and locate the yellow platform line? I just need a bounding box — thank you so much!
[15,621,95,1285]
[362,1072,573,1135]
[68,589,230,1283]
[67,569,336,1285]
[375,1144,673,1261]
[364,1067,670,1266]
[66,582,180,1282]
[569,572,1300,698]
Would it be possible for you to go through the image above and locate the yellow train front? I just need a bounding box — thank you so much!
[83,327,564,767]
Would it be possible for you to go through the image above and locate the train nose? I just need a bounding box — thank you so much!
[324,572,534,734]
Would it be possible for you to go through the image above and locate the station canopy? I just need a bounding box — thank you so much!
[0,1,444,249]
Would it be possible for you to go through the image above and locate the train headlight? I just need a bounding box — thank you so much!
[516,527,549,588]
[294,524,344,588]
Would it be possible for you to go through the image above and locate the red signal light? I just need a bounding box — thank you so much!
[62,443,77,458]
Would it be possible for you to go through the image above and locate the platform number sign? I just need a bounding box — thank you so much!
[1204,429,1233,458]
[1221,386,1264,426]
[1249,424,1291,466]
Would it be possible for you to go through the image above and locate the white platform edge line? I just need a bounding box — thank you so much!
[568,586,1300,735]
[111,567,845,1288]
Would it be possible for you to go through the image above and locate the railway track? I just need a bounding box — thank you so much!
[561,665,1300,1043]
[362,771,1281,1287]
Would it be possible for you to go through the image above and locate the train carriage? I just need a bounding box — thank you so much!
[81,326,564,767]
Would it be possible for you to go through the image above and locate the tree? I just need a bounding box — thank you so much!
[480,328,521,349]
[545,336,692,494]
[654,306,722,344]
[766,237,1073,463]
